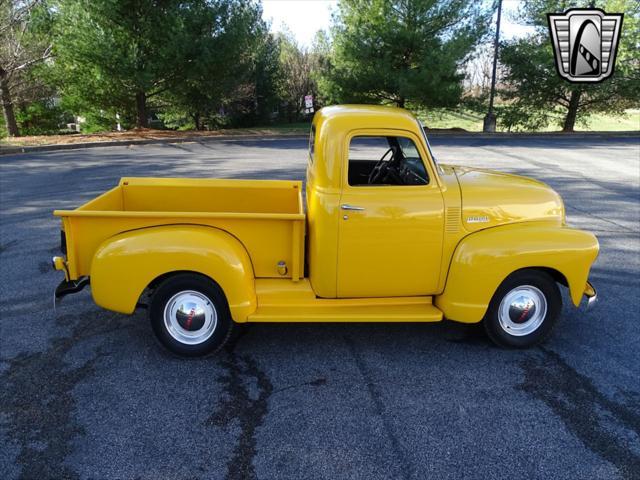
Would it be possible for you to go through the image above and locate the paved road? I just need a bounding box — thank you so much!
[1,135,639,480]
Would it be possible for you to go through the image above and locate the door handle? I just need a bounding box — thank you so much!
[341,204,365,211]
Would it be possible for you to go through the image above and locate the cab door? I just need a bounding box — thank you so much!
[336,131,444,297]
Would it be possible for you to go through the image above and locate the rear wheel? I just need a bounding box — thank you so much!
[483,270,561,348]
[150,273,234,357]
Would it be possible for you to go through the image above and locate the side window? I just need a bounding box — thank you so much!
[308,126,315,163]
[348,135,429,186]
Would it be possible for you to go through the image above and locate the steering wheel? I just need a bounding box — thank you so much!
[368,146,397,184]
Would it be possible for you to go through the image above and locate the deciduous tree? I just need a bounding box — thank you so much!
[0,0,52,137]
[499,0,639,132]
[277,30,326,122]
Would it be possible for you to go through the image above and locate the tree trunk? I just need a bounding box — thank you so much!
[563,90,581,132]
[135,91,148,128]
[287,103,293,124]
[397,97,406,108]
[0,75,20,137]
[192,112,202,131]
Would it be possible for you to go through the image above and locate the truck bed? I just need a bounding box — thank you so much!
[54,177,305,281]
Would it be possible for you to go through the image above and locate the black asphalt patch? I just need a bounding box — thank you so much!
[207,353,273,480]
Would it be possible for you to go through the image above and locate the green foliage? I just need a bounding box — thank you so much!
[14,100,67,135]
[79,109,126,133]
[499,0,640,131]
[6,0,637,137]
[155,109,196,131]
[5,0,283,135]
[51,0,274,129]
[309,30,333,108]
[52,0,186,126]
[0,111,6,138]
[160,0,277,129]
[252,27,283,124]
[320,0,490,108]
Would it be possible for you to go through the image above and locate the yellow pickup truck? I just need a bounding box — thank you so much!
[52,105,598,356]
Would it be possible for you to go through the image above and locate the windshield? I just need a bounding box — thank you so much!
[308,125,315,163]
[418,120,443,174]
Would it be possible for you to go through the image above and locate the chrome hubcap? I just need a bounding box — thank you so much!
[498,285,547,336]
[163,290,217,345]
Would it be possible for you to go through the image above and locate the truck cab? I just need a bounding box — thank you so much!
[53,105,599,356]
[307,105,448,298]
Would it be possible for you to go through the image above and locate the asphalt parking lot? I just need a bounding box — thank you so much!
[1,134,639,480]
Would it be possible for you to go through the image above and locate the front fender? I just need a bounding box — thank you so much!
[90,225,256,321]
[435,223,599,323]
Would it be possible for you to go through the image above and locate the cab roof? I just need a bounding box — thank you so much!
[313,104,420,129]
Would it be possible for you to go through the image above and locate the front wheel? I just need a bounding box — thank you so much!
[483,270,561,348]
[149,273,234,357]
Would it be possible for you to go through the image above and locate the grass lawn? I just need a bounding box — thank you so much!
[420,109,485,131]
[419,108,640,132]
[576,110,640,131]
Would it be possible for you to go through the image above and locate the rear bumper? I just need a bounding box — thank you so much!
[52,255,89,307]
[584,281,597,308]
[53,276,90,310]
[55,276,90,299]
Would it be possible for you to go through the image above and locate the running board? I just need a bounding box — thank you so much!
[247,279,443,323]
[248,303,443,322]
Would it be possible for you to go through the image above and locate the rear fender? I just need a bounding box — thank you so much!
[90,225,256,321]
[435,223,599,323]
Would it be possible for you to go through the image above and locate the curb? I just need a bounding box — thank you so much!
[0,133,307,156]
[1,130,638,156]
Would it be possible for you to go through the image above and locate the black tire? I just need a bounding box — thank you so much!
[483,270,561,348]
[149,273,234,357]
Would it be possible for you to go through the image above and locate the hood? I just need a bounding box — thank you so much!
[451,166,564,232]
